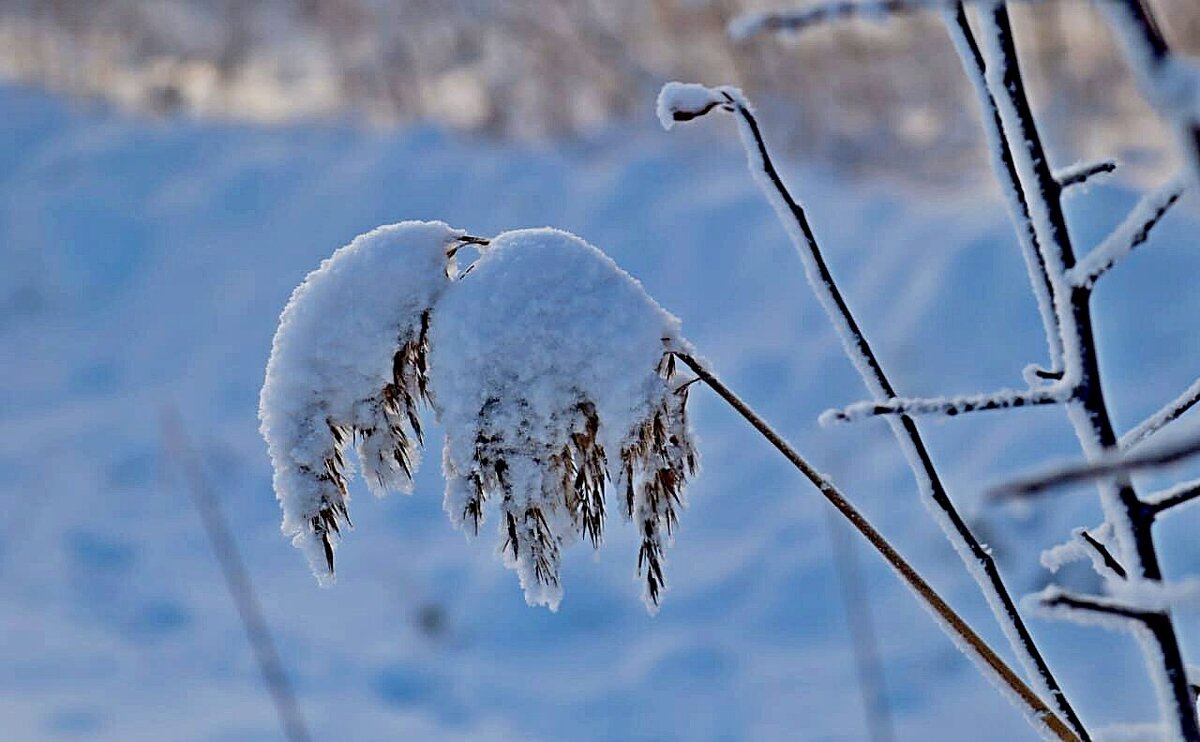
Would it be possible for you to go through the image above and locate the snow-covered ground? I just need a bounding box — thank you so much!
[2,83,1199,741]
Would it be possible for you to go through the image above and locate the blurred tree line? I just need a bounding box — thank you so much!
[2,0,1197,174]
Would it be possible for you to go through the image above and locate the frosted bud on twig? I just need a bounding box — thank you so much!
[259,220,467,581]
[429,228,699,611]
[655,82,742,131]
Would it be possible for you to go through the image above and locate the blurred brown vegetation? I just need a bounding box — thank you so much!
[2,0,1197,175]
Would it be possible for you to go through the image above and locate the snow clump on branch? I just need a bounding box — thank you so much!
[260,222,699,611]
[259,220,463,581]
[430,228,697,611]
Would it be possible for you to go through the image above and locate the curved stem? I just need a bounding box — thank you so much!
[673,352,1077,742]
[720,88,1083,738]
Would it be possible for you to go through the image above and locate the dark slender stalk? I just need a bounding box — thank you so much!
[673,352,1078,742]
[722,92,1085,738]
[1040,591,1153,622]
[162,411,313,742]
[1078,530,1126,579]
[977,5,1197,736]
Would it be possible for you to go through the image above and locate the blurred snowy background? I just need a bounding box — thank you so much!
[2,1,1200,740]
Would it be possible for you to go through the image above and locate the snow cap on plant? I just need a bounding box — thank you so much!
[429,228,698,611]
[259,220,470,581]
[655,82,744,131]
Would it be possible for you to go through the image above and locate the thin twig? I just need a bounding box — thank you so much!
[672,352,1077,742]
[1078,530,1127,579]
[662,79,1084,737]
[1121,376,1200,451]
[729,0,1050,40]
[994,433,1200,499]
[941,2,1065,380]
[821,387,1065,424]
[1098,0,1200,184]
[1067,178,1187,289]
[1038,589,1153,622]
[1055,160,1118,190]
[1147,478,1200,517]
[162,410,313,742]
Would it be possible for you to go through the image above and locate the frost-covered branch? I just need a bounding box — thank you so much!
[1097,0,1200,183]
[659,79,1083,738]
[1035,587,1155,625]
[1055,160,1118,190]
[1147,478,1200,518]
[1067,177,1188,289]
[995,433,1200,499]
[1078,529,1128,580]
[820,386,1065,425]
[729,0,1048,41]
[1121,376,1200,451]
[672,351,1078,742]
[1041,524,1126,581]
[941,2,1065,381]
[972,6,1197,733]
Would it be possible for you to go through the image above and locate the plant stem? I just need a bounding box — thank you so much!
[673,352,1078,742]
[976,5,1197,737]
[723,89,1083,738]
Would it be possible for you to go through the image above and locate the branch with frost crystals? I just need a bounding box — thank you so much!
[1034,587,1155,627]
[1147,478,1200,518]
[976,6,1196,733]
[1078,529,1128,579]
[1055,160,1118,190]
[1037,580,1200,627]
[942,2,1064,379]
[729,0,1048,41]
[1121,376,1200,451]
[672,351,1077,742]
[659,78,1084,739]
[1067,177,1188,289]
[1041,523,1127,580]
[1098,0,1200,183]
[821,387,1066,424]
[995,433,1200,499]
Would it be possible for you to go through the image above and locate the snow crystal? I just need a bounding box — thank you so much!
[428,228,698,611]
[259,220,464,581]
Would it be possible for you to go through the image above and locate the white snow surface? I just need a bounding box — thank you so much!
[429,228,693,609]
[259,220,462,579]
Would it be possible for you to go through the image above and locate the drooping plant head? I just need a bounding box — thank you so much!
[259,220,466,581]
[429,228,698,611]
[261,222,698,611]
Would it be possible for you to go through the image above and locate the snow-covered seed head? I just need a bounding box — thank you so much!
[429,228,699,611]
[656,82,745,130]
[259,220,466,581]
